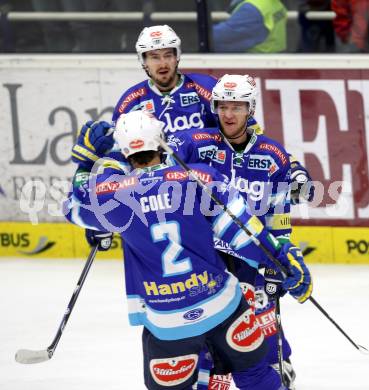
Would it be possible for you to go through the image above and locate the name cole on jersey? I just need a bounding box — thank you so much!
[67,163,261,341]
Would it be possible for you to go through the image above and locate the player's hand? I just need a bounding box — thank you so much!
[263,267,286,300]
[290,163,315,205]
[72,121,114,169]
[85,229,113,251]
[277,243,313,303]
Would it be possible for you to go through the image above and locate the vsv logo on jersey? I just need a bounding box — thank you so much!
[180,92,200,107]
[163,112,204,133]
[166,135,186,151]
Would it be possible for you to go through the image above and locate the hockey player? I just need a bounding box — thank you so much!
[163,74,303,389]
[70,26,313,388]
[72,24,313,205]
[65,110,312,390]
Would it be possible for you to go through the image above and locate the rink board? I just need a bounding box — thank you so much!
[1,54,369,226]
[1,222,369,264]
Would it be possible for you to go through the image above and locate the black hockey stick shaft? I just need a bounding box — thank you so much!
[159,138,368,354]
[308,296,368,353]
[159,138,287,274]
[275,298,287,386]
[46,244,99,358]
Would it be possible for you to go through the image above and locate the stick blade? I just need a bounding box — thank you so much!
[15,349,50,364]
[358,345,369,355]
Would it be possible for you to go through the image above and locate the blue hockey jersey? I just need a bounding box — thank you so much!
[113,73,217,133]
[64,163,281,340]
[166,128,292,244]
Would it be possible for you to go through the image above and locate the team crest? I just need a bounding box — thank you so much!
[232,152,245,168]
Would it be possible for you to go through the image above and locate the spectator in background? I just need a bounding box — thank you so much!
[31,0,74,52]
[1,0,44,52]
[332,0,369,53]
[298,0,335,52]
[31,0,116,52]
[212,0,287,53]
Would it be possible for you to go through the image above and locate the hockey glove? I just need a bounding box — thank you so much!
[290,159,315,205]
[277,243,313,303]
[72,120,114,169]
[264,267,286,300]
[85,229,113,251]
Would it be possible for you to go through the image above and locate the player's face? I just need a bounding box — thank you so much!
[217,101,249,141]
[144,48,179,91]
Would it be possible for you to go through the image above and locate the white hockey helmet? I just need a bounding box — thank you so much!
[211,74,258,116]
[135,25,181,65]
[114,111,165,158]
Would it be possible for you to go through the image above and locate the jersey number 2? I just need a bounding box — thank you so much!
[150,221,192,277]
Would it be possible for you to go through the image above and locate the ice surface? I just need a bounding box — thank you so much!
[1,259,368,390]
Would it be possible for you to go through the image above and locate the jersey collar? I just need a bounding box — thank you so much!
[222,129,258,154]
[148,74,185,96]
[134,163,168,175]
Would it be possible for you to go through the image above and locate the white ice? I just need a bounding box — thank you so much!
[1,259,368,390]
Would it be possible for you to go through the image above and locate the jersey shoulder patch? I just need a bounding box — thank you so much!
[163,163,214,184]
[256,136,289,167]
[114,81,148,118]
[95,173,138,195]
[190,128,222,143]
[184,73,215,101]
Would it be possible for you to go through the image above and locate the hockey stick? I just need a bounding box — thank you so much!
[15,244,99,364]
[159,138,369,355]
[275,298,287,387]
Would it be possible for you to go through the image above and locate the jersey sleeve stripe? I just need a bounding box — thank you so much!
[72,145,99,162]
[212,197,246,239]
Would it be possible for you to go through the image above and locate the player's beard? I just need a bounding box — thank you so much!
[221,117,248,142]
[151,67,178,91]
